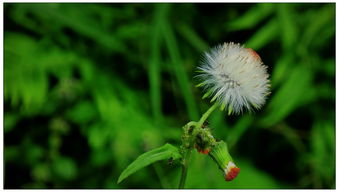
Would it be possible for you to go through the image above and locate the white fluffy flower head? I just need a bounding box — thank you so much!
[197,42,270,114]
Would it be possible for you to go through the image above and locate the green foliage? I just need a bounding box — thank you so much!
[226,4,274,31]
[52,156,77,180]
[118,143,181,184]
[4,3,334,189]
[260,64,314,127]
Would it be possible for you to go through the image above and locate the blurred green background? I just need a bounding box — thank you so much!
[4,3,335,189]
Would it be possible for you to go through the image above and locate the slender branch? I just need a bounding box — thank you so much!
[197,102,219,128]
[178,149,192,189]
[177,104,219,189]
[178,122,195,189]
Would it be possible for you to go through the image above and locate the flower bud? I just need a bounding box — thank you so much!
[194,128,215,155]
[209,141,240,181]
[195,143,211,154]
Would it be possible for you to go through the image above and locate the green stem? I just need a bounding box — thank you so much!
[177,104,219,189]
[197,102,219,128]
[178,150,192,189]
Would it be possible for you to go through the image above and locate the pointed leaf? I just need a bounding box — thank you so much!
[117,143,181,184]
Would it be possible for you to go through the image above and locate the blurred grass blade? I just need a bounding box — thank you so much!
[149,4,169,123]
[302,4,335,48]
[153,163,172,188]
[227,115,253,148]
[176,23,209,52]
[4,33,76,112]
[277,4,298,50]
[17,4,126,52]
[260,65,313,127]
[162,17,199,120]
[270,53,294,88]
[117,143,181,184]
[245,18,279,50]
[4,113,19,133]
[310,120,335,186]
[226,3,274,31]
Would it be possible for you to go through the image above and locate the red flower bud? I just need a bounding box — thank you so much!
[195,144,210,154]
[224,162,240,181]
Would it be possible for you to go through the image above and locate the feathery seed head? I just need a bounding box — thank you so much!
[196,42,270,114]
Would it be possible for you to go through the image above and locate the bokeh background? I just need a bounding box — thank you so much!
[4,3,335,189]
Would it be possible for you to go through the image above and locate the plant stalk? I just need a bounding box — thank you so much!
[197,102,219,128]
[178,103,219,189]
[178,149,192,189]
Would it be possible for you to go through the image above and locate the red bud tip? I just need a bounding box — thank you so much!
[197,148,210,154]
[201,149,210,154]
[225,167,240,181]
[246,48,261,61]
[195,144,210,154]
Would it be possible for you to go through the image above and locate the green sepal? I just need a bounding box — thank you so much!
[195,128,216,150]
[202,90,213,99]
[265,91,271,96]
[208,141,233,171]
[210,95,218,103]
[196,82,205,88]
[228,106,233,115]
[220,102,226,111]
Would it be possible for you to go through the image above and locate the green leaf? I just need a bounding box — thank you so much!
[245,18,279,50]
[148,4,168,124]
[66,101,97,124]
[226,4,274,31]
[260,64,314,127]
[176,23,209,52]
[277,4,298,50]
[4,113,19,133]
[117,143,181,184]
[302,4,334,48]
[270,53,294,88]
[227,115,254,148]
[52,156,77,180]
[162,9,200,120]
